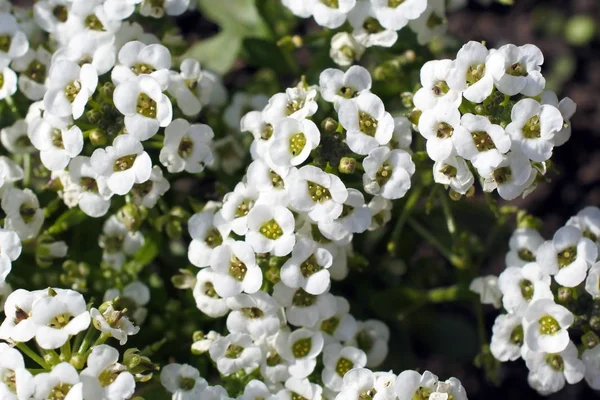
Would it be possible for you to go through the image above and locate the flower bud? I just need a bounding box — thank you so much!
[171,269,196,290]
[117,204,146,232]
[86,109,102,124]
[70,353,86,369]
[338,157,356,174]
[44,351,61,366]
[89,129,107,147]
[449,189,462,201]
[100,82,115,98]
[582,331,600,349]
[408,109,422,126]
[590,315,600,332]
[321,117,338,133]
[557,287,574,305]
[401,92,414,109]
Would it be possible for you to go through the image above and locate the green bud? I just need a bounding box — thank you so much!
[400,92,414,108]
[117,204,146,232]
[171,269,197,290]
[449,189,462,201]
[89,129,107,147]
[192,330,205,342]
[408,109,421,126]
[582,331,600,349]
[166,219,183,240]
[557,287,574,305]
[100,82,115,98]
[44,351,61,366]
[321,117,338,133]
[276,35,301,52]
[338,157,356,174]
[86,109,103,124]
[70,353,86,369]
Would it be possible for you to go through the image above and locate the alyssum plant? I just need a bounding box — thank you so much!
[0,0,593,399]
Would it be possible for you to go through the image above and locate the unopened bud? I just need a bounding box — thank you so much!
[449,189,462,201]
[44,351,60,366]
[171,269,196,290]
[89,129,107,147]
[70,353,86,369]
[557,287,574,304]
[117,204,145,232]
[465,185,476,198]
[400,92,414,108]
[582,331,600,349]
[338,157,356,174]
[590,315,600,332]
[321,117,338,133]
[86,109,102,124]
[408,109,422,126]
[100,82,115,98]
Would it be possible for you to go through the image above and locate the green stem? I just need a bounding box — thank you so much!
[5,96,21,118]
[60,339,72,362]
[77,326,98,355]
[16,343,50,369]
[23,153,31,187]
[440,194,457,238]
[408,216,466,269]
[391,184,423,251]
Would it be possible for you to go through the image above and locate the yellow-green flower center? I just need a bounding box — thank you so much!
[545,354,565,371]
[307,181,332,203]
[85,14,105,31]
[241,307,263,319]
[131,63,155,76]
[320,316,340,335]
[225,344,244,359]
[266,351,281,366]
[437,122,454,139]
[518,248,536,262]
[292,288,317,307]
[65,80,81,103]
[178,136,194,158]
[98,368,119,387]
[291,393,309,400]
[336,357,354,376]
[2,370,16,393]
[523,115,541,139]
[519,279,534,300]
[300,254,322,278]
[557,246,577,268]
[376,162,393,187]
[51,128,64,149]
[432,80,449,96]
[412,387,433,400]
[471,130,496,152]
[510,324,524,345]
[321,0,339,8]
[25,61,47,84]
[539,315,560,335]
[363,17,384,34]
[269,170,285,189]
[0,35,11,53]
[205,228,223,249]
[80,177,99,193]
[356,330,374,352]
[52,5,68,22]
[388,0,405,8]
[583,229,598,243]
[292,338,312,358]
[289,132,307,156]
[235,199,253,218]
[19,203,36,223]
[259,219,283,240]
[229,256,247,281]
[426,12,446,29]
[261,124,274,140]
[359,389,378,400]
[203,282,219,298]
[493,166,512,185]
[506,62,528,77]
[113,154,137,172]
[49,383,73,400]
[359,111,378,136]
[137,93,157,118]
[466,63,486,86]
[50,312,73,329]
[286,100,304,116]
[179,377,196,391]
[440,164,457,178]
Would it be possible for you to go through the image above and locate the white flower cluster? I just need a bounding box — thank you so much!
[471,206,600,395]
[282,0,492,66]
[413,41,576,200]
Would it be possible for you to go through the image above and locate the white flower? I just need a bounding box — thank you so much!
[52,31,116,76]
[282,0,314,17]
[209,241,262,298]
[363,147,415,200]
[273,283,337,327]
[280,237,333,295]
[541,91,576,147]
[11,46,51,100]
[226,292,281,340]
[408,0,447,45]
[322,344,367,391]
[240,380,271,400]
[370,0,427,30]
[276,328,325,378]
[492,43,546,97]
[368,195,392,231]
[505,228,544,268]
[582,345,600,390]
[505,99,563,162]
[57,0,120,44]
[585,262,600,298]
[348,1,398,48]
[0,342,35,400]
[247,160,291,206]
[112,41,171,90]
[330,32,365,67]
[318,188,371,242]
[34,362,83,400]
[395,370,438,400]
[223,92,268,130]
[160,363,208,400]
[0,289,48,343]
[90,304,139,345]
[209,333,263,376]
[0,58,17,100]
[269,118,320,168]
[469,275,502,309]
[113,75,173,141]
[90,134,152,196]
[131,165,170,209]
[432,156,474,195]
[336,368,396,400]
[2,188,44,240]
[168,59,226,116]
[33,0,72,34]
[430,378,467,400]
[289,166,348,222]
[99,215,144,270]
[311,0,356,29]
[0,13,29,60]
[490,313,524,362]
[104,0,142,20]
[43,60,98,119]
[81,345,136,400]
[139,0,190,18]
[159,118,214,173]
[275,377,323,400]
[523,299,573,353]
[29,112,83,171]
[413,60,462,111]
[566,206,600,249]
[193,268,229,318]
[313,296,358,344]
[103,280,150,325]
[418,105,461,162]
[188,207,227,268]
[191,330,220,355]
[218,182,259,236]
[260,336,291,385]
[339,92,394,155]
[523,341,585,395]
[246,203,296,256]
[0,229,21,282]
[114,21,160,49]
[536,225,597,287]
[349,320,390,367]
[31,289,91,349]
[263,87,318,125]
[67,156,112,217]
[1,119,35,154]
[447,41,501,103]
[482,151,533,201]
[454,113,510,174]
[498,263,553,313]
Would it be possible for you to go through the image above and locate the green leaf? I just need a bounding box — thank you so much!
[183,31,242,75]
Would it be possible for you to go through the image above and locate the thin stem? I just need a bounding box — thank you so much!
[440,194,457,238]
[391,185,423,250]
[60,339,72,362]
[5,96,21,118]
[23,153,31,187]
[77,326,98,355]
[16,343,50,369]
[408,216,466,269]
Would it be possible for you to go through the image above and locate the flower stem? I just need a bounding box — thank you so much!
[16,343,50,369]
[440,194,457,238]
[77,326,98,355]
[23,153,31,187]
[408,216,466,269]
[60,339,71,362]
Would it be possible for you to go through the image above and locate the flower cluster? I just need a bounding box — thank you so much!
[412,41,575,200]
[471,206,600,395]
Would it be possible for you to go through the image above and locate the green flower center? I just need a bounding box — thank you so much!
[150,0,166,8]
[49,383,73,400]
[229,256,247,281]
[178,136,194,158]
[359,389,378,400]
[137,93,157,118]
[241,307,263,319]
[466,63,486,86]
[292,288,317,307]
[340,204,354,218]
[557,246,577,268]
[80,177,99,193]
[2,370,16,393]
[19,203,36,223]
[50,312,73,328]
[15,134,32,148]
[510,325,524,345]
[362,17,384,34]
[412,387,433,400]
[432,81,449,96]
[320,316,340,335]
[519,279,534,300]
[51,129,64,149]
[203,282,219,298]
[266,351,281,366]
[388,0,405,8]
[523,115,541,139]
[179,377,196,391]
[338,86,357,99]
[0,35,11,53]
[0,73,4,89]
[131,63,155,76]
[132,180,153,198]
[292,338,312,358]
[440,164,457,178]
[85,14,104,31]
[376,162,393,187]
[261,124,273,140]
[471,130,496,152]
[289,132,307,156]
[113,154,137,171]
[517,248,536,262]
[359,111,378,136]
[286,100,304,116]
[25,61,47,84]
[437,122,454,139]
[269,170,285,189]
[507,62,528,77]
[426,12,446,29]
[493,166,512,185]
[583,229,598,243]
[539,315,560,335]
[545,354,565,371]
[65,80,81,103]
[52,5,68,22]
[98,368,119,387]
[341,45,355,59]
[291,393,309,400]
[307,181,331,203]
[336,357,354,376]
[300,254,322,278]
[259,218,283,240]
[225,344,245,359]
[205,228,223,248]
[235,199,252,218]
[101,234,124,253]
[321,0,339,8]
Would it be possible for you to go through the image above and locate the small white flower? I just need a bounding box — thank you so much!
[99,215,144,270]
[218,182,259,236]
[90,134,152,196]
[240,380,271,400]
[490,313,524,362]
[52,31,116,76]
[482,151,532,201]
[276,377,323,400]
[113,75,173,141]
[269,118,320,168]
[0,229,21,282]
[536,225,597,287]
[498,263,553,314]
[582,345,600,390]
[0,59,17,100]
[43,60,98,119]
[566,206,600,249]
[247,160,291,206]
[263,87,318,125]
[523,298,573,353]
[432,156,474,195]
[12,46,51,100]
[246,204,296,256]
[81,344,136,400]
[348,319,390,367]
[191,330,220,355]
[289,166,349,222]
[0,13,29,60]
[1,119,35,154]
[0,288,48,343]
[103,280,150,325]
[168,59,226,116]
[209,241,262,298]
[34,362,83,400]
[541,91,576,147]
[491,43,546,97]
[280,237,333,295]
[209,333,263,376]
[336,368,396,400]
[395,370,438,400]
[311,0,356,29]
[33,0,72,34]
[313,296,358,344]
[112,41,171,89]
[348,1,398,48]
[2,188,44,240]
[188,207,227,268]
[226,292,282,340]
[276,328,325,378]
[368,195,393,231]
[160,118,214,173]
[330,32,365,67]
[193,268,229,318]
[370,0,427,30]
[103,0,143,20]
[523,341,585,395]
[418,105,461,162]
[160,363,208,400]
[317,188,371,242]
[223,92,268,130]
[585,261,600,298]
[363,147,415,200]
[29,112,83,171]
[130,165,170,209]
[139,0,190,18]
[430,378,467,400]
[505,227,545,268]
[408,0,447,45]
[67,156,113,218]
[58,0,120,44]
[339,92,394,155]
[273,283,337,327]
[90,304,139,345]
[506,99,563,162]
[469,275,502,309]
[0,342,35,400]
[413,60,462,111]
[322,344,367,391]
